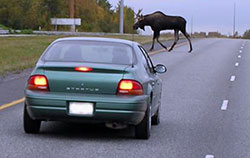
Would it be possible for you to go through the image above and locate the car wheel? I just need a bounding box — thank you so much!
[23,104,41,134]
[152,107,160,125]
[135,105,151,139]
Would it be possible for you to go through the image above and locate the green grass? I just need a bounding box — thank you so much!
[0,36,57,75]
[0,34,171,75]
[0,24,9,30]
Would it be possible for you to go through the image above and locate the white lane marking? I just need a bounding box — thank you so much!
[239,50,242,53]
[235,62,239,67]
[230,76,236,81]
[205,155,214,158]
[221,100,229,110]
[238,55,241,58]
[241,46,243,49]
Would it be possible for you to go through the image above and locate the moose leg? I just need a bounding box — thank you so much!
[156,33,168,50]
[181,30,193,53]
[149,32,157,51]
[169,29,179,52]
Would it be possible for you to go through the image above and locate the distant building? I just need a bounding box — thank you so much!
[193,32,206,38]
[200,32,207,37]
[208,32,221,37]
[161,32,173,38]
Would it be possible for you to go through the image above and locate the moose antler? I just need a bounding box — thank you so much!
[136,9,143,17]
[137,9,143,15]
[134,9,143,21]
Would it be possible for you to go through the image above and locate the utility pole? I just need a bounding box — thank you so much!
[69,0,75,32]
[191,15,193,36]
[233,3,236,37]
[119,0,124,34]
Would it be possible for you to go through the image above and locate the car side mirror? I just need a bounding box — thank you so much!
[154,64,167,73]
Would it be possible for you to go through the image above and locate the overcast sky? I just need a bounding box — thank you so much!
[108,0,250,36]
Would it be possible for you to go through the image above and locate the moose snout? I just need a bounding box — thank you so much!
[133,24,138,30]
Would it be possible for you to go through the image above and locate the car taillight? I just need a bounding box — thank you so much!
[75,67,92,72]
[117,80,143,95]
[28,75,49,91]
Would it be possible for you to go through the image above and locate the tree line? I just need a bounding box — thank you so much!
[0,0,136,33]
[242,30,250,39]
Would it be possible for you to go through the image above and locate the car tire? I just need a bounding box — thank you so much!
[135,105,151,139]
[152,107,160,125]
[23,104,41,134]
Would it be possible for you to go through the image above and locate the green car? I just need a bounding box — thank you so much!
[24,37,166,139]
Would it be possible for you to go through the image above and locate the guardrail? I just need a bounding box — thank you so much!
[0,29,8,34]
[33,31,142,36]
[0,29,143,37]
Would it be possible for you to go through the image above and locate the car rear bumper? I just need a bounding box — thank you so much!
[25,90,149,125]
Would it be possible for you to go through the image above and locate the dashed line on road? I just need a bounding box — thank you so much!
[221,100,229,111]
[205,155,214,158]
[230,76,236,82]
[239,50,242,53]
[238,55,241,58]
[0,97,25,111]
[235,62,239,67]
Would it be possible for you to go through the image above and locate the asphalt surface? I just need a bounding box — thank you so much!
[0,38,250,158]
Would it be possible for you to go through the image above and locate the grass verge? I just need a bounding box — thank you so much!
[0,24,9,30]
[0,35,170,75]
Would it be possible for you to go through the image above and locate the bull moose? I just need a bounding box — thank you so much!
[133,10,193,53]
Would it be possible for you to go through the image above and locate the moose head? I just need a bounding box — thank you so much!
[133,9,146,31]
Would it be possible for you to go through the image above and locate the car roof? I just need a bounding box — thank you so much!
[53,37,140,46]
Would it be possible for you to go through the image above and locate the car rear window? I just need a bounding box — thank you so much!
[42,40,133,65]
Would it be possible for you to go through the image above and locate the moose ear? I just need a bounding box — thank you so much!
[141,15,145,20]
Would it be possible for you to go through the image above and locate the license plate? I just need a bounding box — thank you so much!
[69,102,94,116]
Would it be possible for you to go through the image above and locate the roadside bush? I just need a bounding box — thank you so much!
[0,24,9,30]
[20,29,33,34]
[8,29,18,34]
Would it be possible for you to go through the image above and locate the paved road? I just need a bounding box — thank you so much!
[0,38,249,158]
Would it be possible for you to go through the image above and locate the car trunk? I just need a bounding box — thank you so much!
[42,62,130,95]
